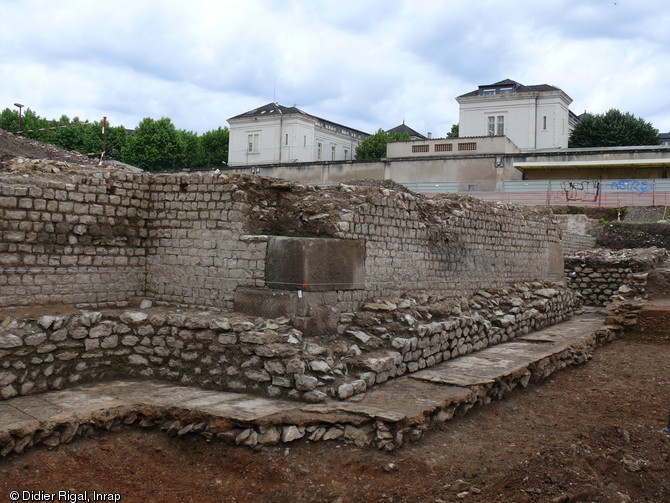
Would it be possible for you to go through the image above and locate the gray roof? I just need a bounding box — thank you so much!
[228,102,369,138]
[228,102,306,120]
[386,123,426,139]
[458,79,563,98]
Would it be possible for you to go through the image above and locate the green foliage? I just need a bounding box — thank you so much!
[569,109,659,148]
[447,124,459,138]
[200,127,230,167]
[121,117,180,171]
[0,106,229,171]
[355,129,411,160]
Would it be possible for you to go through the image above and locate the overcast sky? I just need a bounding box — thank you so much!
[1,0,669,137]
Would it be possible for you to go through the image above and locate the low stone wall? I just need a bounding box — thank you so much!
[0,282,577,403]
[564,249,668,305]
[333,282,577,398]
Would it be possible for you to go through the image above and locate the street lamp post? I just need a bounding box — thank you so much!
[14,103,24,135]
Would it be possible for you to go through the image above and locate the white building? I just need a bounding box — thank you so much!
[456,79,579,151]
[227,103,368,167]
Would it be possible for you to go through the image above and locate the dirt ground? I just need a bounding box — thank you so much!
[0,323,668,503]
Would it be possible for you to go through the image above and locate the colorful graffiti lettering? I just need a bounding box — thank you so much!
[561,181,600,202]
[607,180,653,193]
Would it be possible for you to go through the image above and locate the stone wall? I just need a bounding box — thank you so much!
[0,282,577,403]
[1,163,564,313]
[564,249,667,305]
[0,160,150,308]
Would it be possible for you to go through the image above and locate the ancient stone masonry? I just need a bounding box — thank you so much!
[0,160,574,404]
[564,248,668,306]
[554,214,598,253]
[0,282,577,403]
[0,159,150,308]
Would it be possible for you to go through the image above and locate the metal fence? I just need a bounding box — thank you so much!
[402,179,670,207]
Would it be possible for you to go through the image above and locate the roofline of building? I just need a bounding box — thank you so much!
[228,103,370,137]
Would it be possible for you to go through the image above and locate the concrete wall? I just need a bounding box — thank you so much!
[386,136,520,158]
[517,145,670,180]
[226,155,523,191]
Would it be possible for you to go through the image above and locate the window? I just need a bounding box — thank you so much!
[412,144,429,153]
[344,149,349,159]
[331,145,336,160]
[434,143,453,152]
[285,133,289,146]
[317,142,322,160]
[247,133,259,153]
[487,116,495,136]
[543,115,547,131]
[304,135,307,147]
[497,116,504,136]
[458,142,477,151]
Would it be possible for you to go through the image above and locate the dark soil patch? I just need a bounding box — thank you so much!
[1,334,668,503]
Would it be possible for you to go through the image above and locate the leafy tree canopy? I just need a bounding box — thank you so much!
[569,109,659,148]
[447,124,459,138]
[121,117,180,171]
[355,129,411,160]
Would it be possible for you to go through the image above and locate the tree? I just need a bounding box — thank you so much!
[355,129,411,160]
[200,127,229,168]
[447,124,459,138]
[121,117,180,171]
[569,109,659,148]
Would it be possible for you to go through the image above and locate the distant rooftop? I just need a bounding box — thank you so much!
[458,79,565,98]
[228,102,369,139]
[386,122,426,139]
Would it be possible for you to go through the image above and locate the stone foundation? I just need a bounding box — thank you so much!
[564,249,667,305]
[0,282,577,403]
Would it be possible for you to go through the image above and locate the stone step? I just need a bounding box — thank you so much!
[0,313,621,456]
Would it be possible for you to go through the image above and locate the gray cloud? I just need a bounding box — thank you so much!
[0,0,668,136]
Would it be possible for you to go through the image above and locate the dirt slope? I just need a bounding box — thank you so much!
[0,331,668,503]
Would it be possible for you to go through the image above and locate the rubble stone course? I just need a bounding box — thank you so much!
[564,248,667,305]
[0,282,577,403]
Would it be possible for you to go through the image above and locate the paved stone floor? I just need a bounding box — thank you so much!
[0,313,611,453]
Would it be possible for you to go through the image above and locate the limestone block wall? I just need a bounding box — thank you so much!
[2,165,564,315]
[241,178,564,313]
[145,173,267,308]
[0,161,150,308]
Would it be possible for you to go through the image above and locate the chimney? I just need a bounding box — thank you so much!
[427,132,432,139]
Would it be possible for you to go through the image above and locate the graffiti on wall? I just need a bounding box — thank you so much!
[561,181,601,202]
[607,180,653,193]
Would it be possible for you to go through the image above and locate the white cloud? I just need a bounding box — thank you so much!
[0,0,669,134]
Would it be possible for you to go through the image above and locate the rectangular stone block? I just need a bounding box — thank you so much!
[265,237,365,291]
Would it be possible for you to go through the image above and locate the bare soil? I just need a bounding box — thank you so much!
[0,128,98,165]
[0,324,668,503]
